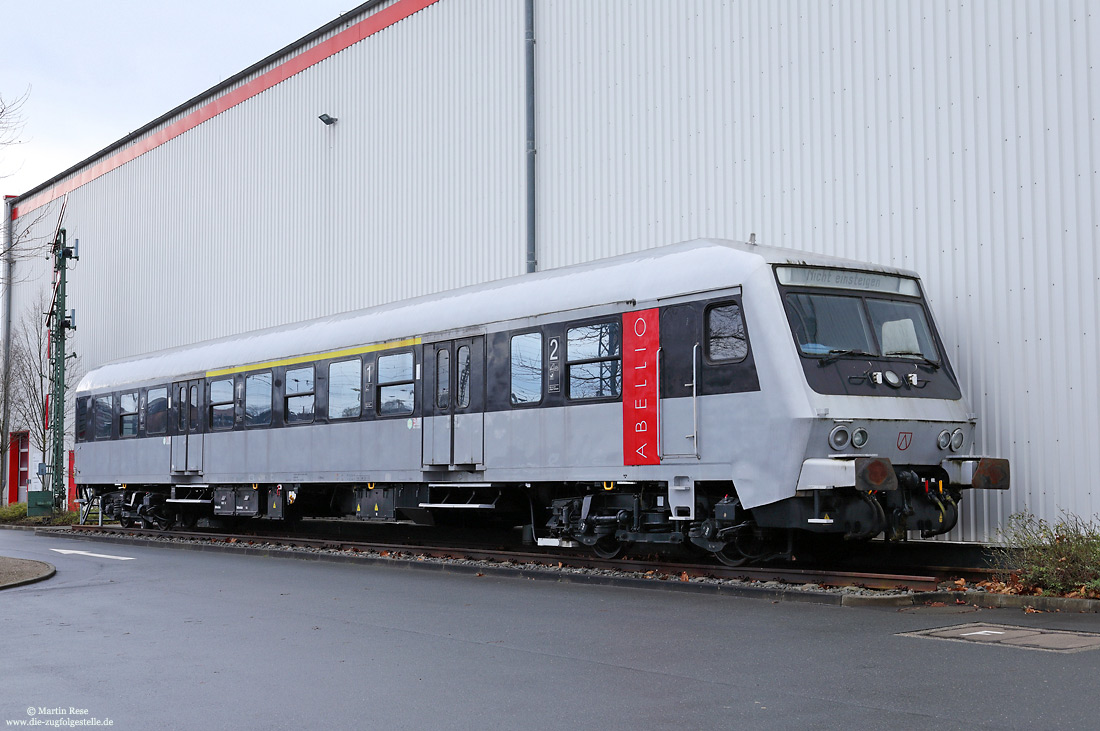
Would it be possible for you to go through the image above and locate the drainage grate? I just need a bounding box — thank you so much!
[901,622,1100,653]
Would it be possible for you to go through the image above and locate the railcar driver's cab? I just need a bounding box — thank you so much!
[775,265,961,400]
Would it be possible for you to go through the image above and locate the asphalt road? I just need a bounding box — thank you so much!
[2,529,1098,730]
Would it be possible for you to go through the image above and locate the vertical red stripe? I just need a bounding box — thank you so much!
[622,309,660,466]
[6,434,18,505]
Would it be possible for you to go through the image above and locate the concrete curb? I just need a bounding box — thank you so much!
[912,589,1100,613]
[0,559,56,590]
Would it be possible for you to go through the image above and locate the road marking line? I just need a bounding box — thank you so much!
[961,630,1005,636]
[50,549,135,561]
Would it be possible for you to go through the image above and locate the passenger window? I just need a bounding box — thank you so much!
[94,395,113,440]
[566,322,622,400]
[436,348,450,410]
[510,333,543,405]
[178,386,187,430]
[189,386,199,430]
[328,359,362,419]
[119,392,139,437]
[456,346,471,409]
[76,397,89,442]
[209,379,235,430]
[285,366,315,424]
[147,388,168,435]
[378,352,414,416]
[244,372,272,426]
[706,303,748,362]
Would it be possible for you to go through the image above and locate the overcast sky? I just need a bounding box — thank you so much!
[1,0,357,197]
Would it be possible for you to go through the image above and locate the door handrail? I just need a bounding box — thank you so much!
[658,343,700,460]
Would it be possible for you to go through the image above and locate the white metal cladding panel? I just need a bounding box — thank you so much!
[536,1,1099,540]
[13,0,524,363]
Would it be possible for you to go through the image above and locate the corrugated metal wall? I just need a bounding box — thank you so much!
[535,0,1100,539]
[8,0,1099,539]
[9,0,525,359]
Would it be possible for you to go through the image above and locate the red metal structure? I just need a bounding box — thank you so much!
[7,431,29,504]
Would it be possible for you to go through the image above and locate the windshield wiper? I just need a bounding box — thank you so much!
[884,351,941,370]
[818,348,876,366]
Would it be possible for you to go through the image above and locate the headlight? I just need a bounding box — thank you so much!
[950,428,965,452]
[851,427,869,449]
[937,429,952,450]
[829,425,851,451]
[883,370,902,388]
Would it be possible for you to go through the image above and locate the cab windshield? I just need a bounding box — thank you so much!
[785,292,939,362]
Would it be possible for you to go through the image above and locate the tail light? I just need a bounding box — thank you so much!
[855,457,898,491]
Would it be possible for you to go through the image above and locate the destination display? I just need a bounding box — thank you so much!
[776,266,921,297]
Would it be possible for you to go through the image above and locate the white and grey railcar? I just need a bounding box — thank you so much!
[74,240,1009,563]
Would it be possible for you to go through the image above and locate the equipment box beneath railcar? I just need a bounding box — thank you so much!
[355,486,429,522]
[214,486,261,517]
[356,487,395,521]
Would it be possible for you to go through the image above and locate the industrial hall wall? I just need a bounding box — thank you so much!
[5,0,1098,542]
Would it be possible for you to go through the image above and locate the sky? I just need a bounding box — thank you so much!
[0,0,359,198]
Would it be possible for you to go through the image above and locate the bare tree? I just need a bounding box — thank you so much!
[9,293,81,462]
[2,87,59,265]
[0,87,29,160]
[0,346,10,493]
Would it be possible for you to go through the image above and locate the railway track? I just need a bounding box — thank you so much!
[61,523,990,592]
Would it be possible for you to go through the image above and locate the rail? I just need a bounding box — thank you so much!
[61,524,969,591]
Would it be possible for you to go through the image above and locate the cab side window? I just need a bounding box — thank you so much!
[706,303,748,362]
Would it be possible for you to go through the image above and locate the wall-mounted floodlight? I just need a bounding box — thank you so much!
[318,113,338,125]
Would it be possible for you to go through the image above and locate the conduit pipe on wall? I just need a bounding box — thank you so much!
[525,0,537,273]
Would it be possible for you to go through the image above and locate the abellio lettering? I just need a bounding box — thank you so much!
[622,309,659,466]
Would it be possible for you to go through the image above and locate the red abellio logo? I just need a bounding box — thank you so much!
[897,432,913,451]
[622,309,660,465]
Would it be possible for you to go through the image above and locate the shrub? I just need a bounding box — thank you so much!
[0,502,28,523]
[996,510,1100,596]
[0,503,77,525]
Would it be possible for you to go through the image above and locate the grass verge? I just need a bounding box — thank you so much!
[989,510,1100,598]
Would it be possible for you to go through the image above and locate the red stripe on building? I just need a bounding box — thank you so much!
[622,309,660,466]
[14,0,442,218]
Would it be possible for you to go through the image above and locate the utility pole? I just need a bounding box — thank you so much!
[44,226,76,511]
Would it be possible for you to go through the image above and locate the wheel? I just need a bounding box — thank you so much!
[713,522,772,567]
[713,544,751,567]
[119,515,135,529]
[140,514,171,530]
[591,536,625,559]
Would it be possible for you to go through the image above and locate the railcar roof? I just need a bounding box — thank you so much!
[76,239,917,392]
